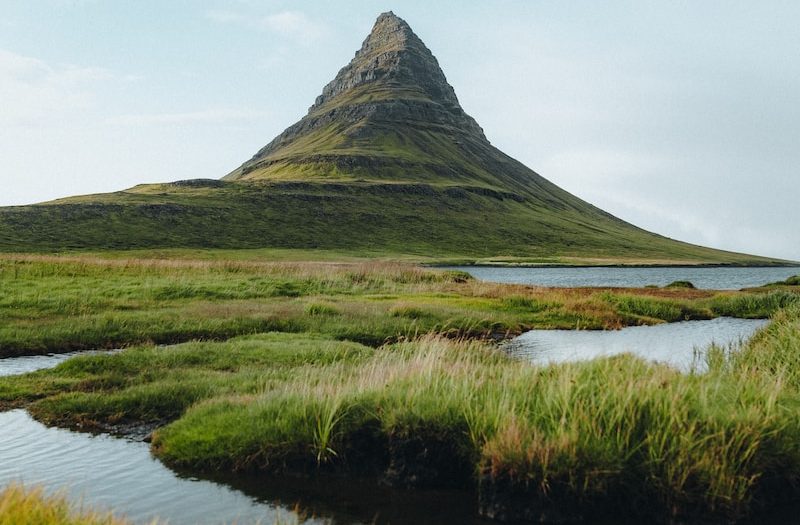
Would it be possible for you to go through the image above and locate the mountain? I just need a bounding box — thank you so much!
[0,12,785,264]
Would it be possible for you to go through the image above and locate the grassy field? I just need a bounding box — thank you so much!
[1,254,800,522]
[2,254,798,358]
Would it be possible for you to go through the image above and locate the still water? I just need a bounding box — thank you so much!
[0,410,304,525]
[506,317,769,372]
[0,405,492,525]
[445,265,800,290]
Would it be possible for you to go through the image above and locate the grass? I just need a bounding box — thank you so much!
[1,254,797,358]
[3,254,800,521]
[4,309,800,522]
[0,483,137,525]
[765,275,800,287]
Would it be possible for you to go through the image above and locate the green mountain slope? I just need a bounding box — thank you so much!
[0,12,787,265]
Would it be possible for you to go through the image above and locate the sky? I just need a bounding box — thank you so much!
[1,0,798,261]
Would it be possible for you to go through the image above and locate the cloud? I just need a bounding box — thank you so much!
[110,108,271,126]
[204,9,328,43]
[0,48,112,126]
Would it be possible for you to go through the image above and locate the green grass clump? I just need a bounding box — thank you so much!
[765,275,800,287]
[304,302,340,316]
[2,333,372,425]
[666,280,696,289]
[710,290,800,318]
[148,324,800,521]
[600,292,711,323]
[0,483,137,525]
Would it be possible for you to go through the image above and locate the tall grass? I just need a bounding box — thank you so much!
[3,255,800,521]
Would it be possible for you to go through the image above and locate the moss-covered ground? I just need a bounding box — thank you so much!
[0,180,792,267]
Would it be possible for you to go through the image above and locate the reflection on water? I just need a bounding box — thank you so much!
[445,266,800,290]
[506,317,769,371]
[0,410,305,525]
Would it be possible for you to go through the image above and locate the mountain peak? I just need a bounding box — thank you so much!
[310,11,461,111]
[372,11,412,35]
[226,11,488,181]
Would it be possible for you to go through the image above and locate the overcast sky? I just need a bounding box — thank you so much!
[1,1,798,260]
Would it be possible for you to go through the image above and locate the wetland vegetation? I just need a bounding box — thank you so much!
[2,254,800,522]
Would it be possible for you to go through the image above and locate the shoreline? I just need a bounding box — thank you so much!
[429,262,800,269]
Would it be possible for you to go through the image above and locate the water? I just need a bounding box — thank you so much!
[0,349,120,377]
[0,410,305,525]
[445,265,800,290]
[0,408,491,525]
[507,317,769,371]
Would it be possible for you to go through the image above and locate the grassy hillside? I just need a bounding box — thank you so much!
[0,180,786,265]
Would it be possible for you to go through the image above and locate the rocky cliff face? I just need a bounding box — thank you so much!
[311,12,462,112]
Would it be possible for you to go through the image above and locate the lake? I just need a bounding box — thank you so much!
[443,265,800,289]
